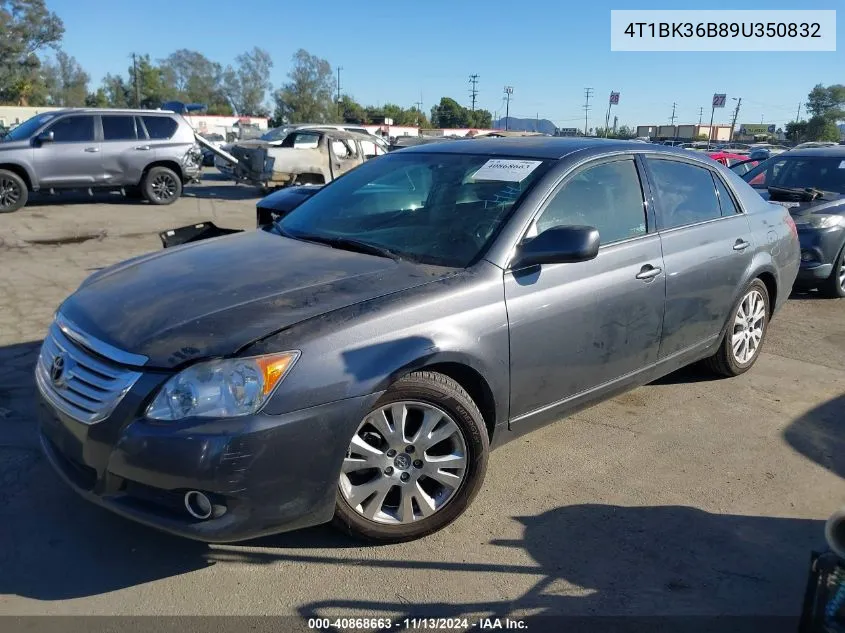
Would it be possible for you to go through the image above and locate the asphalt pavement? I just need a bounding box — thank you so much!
[0,170,843,618]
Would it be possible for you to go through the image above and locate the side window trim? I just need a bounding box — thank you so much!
[135,117,149,140]
[641,154,735,232]
[523,154,650,247]
[711,172,743,216]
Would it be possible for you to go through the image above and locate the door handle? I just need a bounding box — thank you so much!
[134,145,151,151]
[635,264,663,280]
[83,147,99,153]
[733,239,751,251]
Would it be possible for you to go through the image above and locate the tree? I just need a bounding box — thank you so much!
[41,50,89,106]
[223,47,273,116]
[159,49,230,113]
[431,97,466,128]
[805,115,841,142]
[102,72,130,108]
[466,109,492,128]
[616,125,636,139]
[0,0,64,104]
[85,87,109,108]
[338,94,368,123]
[272,49,334,124]
[785,120,808,143]
[127,54,169,108]
[806,84,845,120]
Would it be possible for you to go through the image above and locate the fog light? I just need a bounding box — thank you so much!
[801,251,815,262]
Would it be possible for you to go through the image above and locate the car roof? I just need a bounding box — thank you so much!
[290,127,373,141]
[398,136,700,160]
[782,146,845,157]
[44,108,179,116]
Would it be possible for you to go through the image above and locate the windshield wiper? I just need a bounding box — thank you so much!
[767,186,835,202]
[281,231,404,261]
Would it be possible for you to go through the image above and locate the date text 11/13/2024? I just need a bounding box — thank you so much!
[307,617,528,630]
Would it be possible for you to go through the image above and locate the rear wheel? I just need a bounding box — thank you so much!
[142,166,182,205]
[333,371,489,543]
[703,279,770,377]
[0,169,28,213]
[819,244,845,298]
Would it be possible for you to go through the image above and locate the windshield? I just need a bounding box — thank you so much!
[741,156,845,194]
[3,113,56,142]
[261,126,297,142]
[278,152,552,267]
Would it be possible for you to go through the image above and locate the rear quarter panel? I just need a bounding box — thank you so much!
[722,166,800,314]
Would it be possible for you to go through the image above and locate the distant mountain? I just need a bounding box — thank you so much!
[494,116,557,135]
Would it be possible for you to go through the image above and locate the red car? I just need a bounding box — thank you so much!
[707,151,749,167]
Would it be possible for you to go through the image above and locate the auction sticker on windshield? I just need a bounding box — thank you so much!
[472,159,543,182]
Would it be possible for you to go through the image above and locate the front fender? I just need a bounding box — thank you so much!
[243,265,510,430]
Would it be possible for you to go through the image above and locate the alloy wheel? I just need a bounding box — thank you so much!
[339,401,468,525]
[0,177,21,209]
[150,173,177,201]
[838,256,845,293]
[731,289,766,365]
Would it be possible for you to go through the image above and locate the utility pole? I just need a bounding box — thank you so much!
[795,102,802,122]
[131,53,140,108]
[413,98,423,126]
[613,115,618,135]
[469,74,479,112]
[336,67,343,120]
[504,86,513,130]
[669,102,677,140]
[698,107,703,125]
[729,97,742,141]
[583,87,593,136]
[536,112,539,133]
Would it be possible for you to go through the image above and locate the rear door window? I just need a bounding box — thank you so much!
[712,174,740,216]
[647,159,722,230]
[102,115,137,141]
[141,116,178,140]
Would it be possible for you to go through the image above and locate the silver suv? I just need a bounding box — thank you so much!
[0,108,202,213]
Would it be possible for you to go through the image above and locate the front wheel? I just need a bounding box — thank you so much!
[142,166,182,205]
[0,169,28,213]
[703,279,770,377]
[333,371,489,543]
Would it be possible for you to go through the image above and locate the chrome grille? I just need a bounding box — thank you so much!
[35,319,144,425]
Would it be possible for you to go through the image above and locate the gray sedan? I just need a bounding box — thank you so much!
[35,138,799,543]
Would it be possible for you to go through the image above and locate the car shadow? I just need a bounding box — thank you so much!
[788,289,834,301]
[24,190,146,208]
[182,183,262,201]
[649,361,722,385]
[783,394,845,480]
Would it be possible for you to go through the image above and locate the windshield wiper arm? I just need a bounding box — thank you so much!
[283,232,404,261]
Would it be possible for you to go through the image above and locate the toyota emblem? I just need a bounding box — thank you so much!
[50,354,67,387]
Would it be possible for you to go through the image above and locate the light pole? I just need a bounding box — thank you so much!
[503,86,513,130]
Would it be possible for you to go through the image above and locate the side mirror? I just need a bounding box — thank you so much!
[36,130,54,145]
[511,225,600,270]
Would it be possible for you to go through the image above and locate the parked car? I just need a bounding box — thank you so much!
[739,146,845,297]
[791,142,839,151]
[0,108,202,212]
[230,128,384,189]
[747,144,788,161]
[729,158,761,177]
[708,151,750,167]
[35,138,799,544]
[0,123,7,139]
[216,124,388,181]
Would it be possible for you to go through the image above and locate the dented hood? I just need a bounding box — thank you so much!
[59,230,453,368]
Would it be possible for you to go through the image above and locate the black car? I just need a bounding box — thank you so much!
[740,147,845,297]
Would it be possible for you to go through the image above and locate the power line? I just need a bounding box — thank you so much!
[469,74,479,112]
[583,87,593,136]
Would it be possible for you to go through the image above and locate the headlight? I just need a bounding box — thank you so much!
[145,351,299,421]
[801,214,845,229]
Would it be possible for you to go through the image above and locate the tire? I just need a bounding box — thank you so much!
[0,169,28,213]
[703,279,770,377]
[333,371,489,543]
[819,244,845,299]
[142,166,182,205]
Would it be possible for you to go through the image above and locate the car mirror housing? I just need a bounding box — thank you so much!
[35,130,54,145]
[511,225,601,270]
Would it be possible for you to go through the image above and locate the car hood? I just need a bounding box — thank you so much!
[59,230,454,368]
[755,188,845,214]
